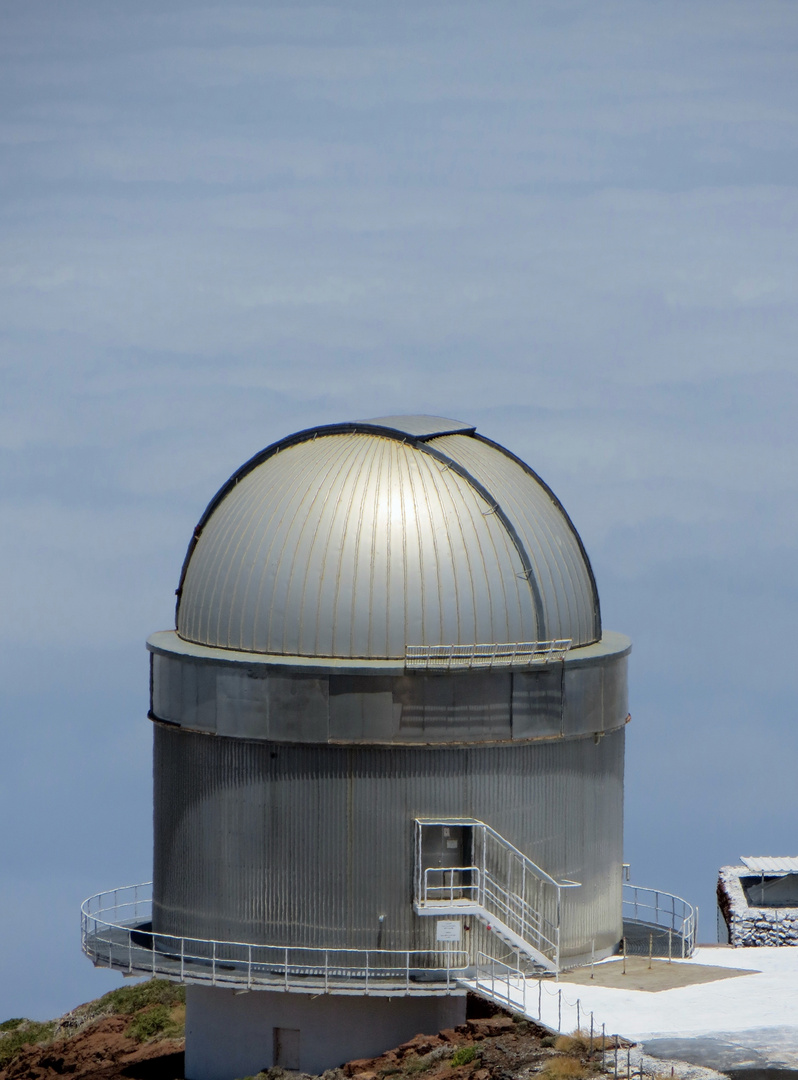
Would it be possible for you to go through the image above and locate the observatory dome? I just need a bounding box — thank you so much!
[175,416,600,660]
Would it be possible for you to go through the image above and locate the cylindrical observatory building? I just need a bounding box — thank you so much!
[82,415,631,1080]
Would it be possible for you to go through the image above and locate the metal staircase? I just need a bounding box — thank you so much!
[413,818,579,974]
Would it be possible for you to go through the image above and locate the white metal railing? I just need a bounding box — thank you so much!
[470,953,606,1044]
[622,883,697,958]
[405,640,572,671]
[81,884,469,995]
[414,820,579,971]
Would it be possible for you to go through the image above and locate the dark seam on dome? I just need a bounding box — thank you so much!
[410,440,548,639]
[464,433,602,644]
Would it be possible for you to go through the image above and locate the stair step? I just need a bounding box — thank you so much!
[415,900,557,973]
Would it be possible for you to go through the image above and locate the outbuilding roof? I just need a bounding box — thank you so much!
[741,857,798,875]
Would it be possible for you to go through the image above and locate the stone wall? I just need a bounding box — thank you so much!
[718,865,798,946]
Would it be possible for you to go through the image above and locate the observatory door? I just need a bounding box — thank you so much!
[420,824,473,901]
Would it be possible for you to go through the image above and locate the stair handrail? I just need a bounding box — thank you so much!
[415,817,577,890]
[414,818,581,972]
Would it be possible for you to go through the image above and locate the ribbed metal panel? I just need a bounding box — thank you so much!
[430,434,600,646]
[176,422,600,659]
[153,724,624,964]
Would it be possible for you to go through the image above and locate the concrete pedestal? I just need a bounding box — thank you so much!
[185,986,467,1080]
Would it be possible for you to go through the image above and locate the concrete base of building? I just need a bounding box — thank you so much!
[185,985,468,1080]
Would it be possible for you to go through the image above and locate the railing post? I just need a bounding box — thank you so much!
[212,940,217,985]
[558,988,562,1032]
[181,939,185,981]
[365,951,369,993]
[284,948,289,990]
[521,862,526,942]
[248,944,252,990]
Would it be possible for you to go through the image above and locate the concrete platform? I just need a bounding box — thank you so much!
[467,946,798,1072]
[561,955,755,992]
[558,946,798,1071]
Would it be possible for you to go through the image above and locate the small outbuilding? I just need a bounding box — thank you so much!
[718,857,798,946]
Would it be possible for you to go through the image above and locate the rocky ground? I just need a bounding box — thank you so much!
[0,980,185,1080]
[0,982,631,1080]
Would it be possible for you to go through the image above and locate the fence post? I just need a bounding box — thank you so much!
[627,1047,631,1079]
[696,906,699,952]
[590,1014,593,1054]
[538,977,542,1019]
[577,1000,580,1031]
[558,988,562,1032]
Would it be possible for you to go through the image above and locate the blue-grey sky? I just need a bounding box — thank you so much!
[2,1,797,1021]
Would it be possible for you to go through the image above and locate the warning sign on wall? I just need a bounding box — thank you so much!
[436,920,462,942]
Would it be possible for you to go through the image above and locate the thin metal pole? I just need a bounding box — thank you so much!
[602,1024,605,1056]
[627,1047,631,1079]
[590,1013,594,1053]
[558,988,562,1031]
[614,1039,618,1079]
[648,933,653,969]
[538,977,542,1018]
[668,929,672,963]
[696,905,699,952]
[577,1000,580,1031]
[622,937,626,975]
[521,861,526,941]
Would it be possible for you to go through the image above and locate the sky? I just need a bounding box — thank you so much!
[2,1,798,1022]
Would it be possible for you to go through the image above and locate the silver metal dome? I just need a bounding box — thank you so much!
[175,417,600,659]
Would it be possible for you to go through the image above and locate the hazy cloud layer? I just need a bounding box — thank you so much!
[1,1,797,1019]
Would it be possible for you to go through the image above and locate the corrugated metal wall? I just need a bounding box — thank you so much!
[153,724,624,964]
